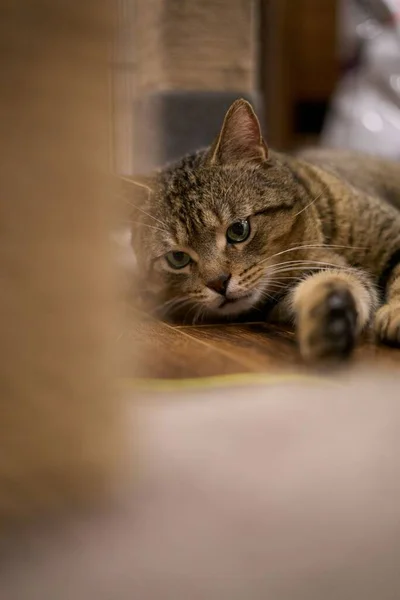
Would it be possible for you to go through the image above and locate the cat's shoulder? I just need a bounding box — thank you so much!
[295,147,400,208]
[295,146,398,174]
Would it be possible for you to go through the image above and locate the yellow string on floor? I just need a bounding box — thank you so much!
[121,372,337,393]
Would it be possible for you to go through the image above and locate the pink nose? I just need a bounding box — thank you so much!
[206,273,231,295]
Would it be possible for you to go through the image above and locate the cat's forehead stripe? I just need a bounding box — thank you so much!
[153,157,295,253]
[172,213,222,249]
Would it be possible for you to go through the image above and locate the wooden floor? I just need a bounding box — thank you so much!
[121,307,400,379]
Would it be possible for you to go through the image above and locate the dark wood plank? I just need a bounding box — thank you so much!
[121,306,400,380]
[353,339,400,370]
[179,323,302,373]
[120,315,251,379]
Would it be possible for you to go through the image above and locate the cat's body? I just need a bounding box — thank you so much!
[297,147,400,212]
[126,100,400,362]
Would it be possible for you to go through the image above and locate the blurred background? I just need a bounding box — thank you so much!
[115,0,400,175]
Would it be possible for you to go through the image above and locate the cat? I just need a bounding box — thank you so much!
[124,98,400,362]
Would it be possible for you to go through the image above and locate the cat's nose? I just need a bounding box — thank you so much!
[206,273,231,295]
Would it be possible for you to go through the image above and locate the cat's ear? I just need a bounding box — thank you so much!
[208,99,268,166]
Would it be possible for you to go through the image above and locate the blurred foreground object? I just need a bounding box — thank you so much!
[2,373,400,599]
[0,1,124,522]
[322,0,400,157]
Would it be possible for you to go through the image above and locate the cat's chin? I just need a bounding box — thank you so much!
[209,294,258,318]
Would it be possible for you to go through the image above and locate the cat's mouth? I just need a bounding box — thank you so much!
[214,292,256,317]
[219,293,251,309]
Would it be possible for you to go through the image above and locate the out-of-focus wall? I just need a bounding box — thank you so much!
[261,0,339,150]
[115,0,341,170]
[116,0,258,173]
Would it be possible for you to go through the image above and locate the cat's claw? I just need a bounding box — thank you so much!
[375,303,400,346]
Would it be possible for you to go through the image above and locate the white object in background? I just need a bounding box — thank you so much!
[322,0,400,159]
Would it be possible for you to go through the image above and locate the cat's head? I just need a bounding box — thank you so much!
[125,99,310,321]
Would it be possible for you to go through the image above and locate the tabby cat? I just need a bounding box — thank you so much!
[125,99,400,362]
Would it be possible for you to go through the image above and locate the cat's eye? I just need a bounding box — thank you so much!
[226,219,250,244]
[165,251,191,270]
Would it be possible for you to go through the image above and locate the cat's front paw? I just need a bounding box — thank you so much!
[375,303,400,346]
[298,287,358,363]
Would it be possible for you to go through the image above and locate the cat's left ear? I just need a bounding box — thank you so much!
[208,99,268,166]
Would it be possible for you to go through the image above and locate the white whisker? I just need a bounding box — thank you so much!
[152,295,192,316]
[267,265,357,277]
[224,171,245,202]
[289,241,368,251]
[266,259,356,272]
[293,188,325,218]
[258,243,367,267]
[128,220,167,234]
[120,176,153,193]
[124,199,168,230]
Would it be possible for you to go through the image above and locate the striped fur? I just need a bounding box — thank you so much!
[126,100,400,362]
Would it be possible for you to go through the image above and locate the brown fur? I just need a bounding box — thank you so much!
[126,99,400,362]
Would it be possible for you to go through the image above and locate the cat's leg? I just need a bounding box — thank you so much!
[273,269,378,362]
[375,262,400,346]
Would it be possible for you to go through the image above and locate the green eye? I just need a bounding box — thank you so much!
[165,251,191,270]
[226,219,250,244]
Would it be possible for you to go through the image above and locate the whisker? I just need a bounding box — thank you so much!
[224,171,245,203]
[258,243,368,267]
[293,188,326,218]
[268,275,301,281]
[151,295,192,315]
[263,282,290,291]
[174,301,200,324]
[240,271,304,290]
[235,260,356,299]
[184,301,204,325]
[123,199,169,230]
[267,265,357,277]
[268,262,356,272]
[289,241,368,251]
[120,176,153,194]
[259,289,277,300]
[191,306,200,325]
[128,220,167,234]
[267,259,356,271]
[266,279,302,289]
[192,304,207,325]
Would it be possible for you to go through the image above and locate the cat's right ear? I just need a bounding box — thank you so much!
[207,99,268,166]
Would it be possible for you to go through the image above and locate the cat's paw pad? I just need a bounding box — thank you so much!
[375,303,400,346]
[299,288,358,363]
